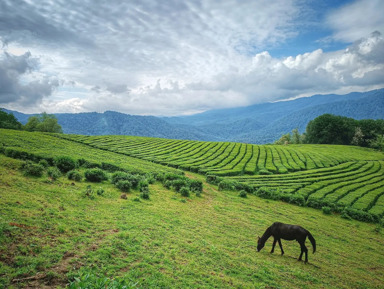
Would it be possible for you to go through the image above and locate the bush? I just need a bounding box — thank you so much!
[341,208,377,223]
[116,180,132,192]
[139,180,149,191]
[164,180,172,190]
[288,194,305,206]
[189,180,203,194]
[22,162,45,177]
[55,156,77,173]
[47,167,61,180]
[84,168,108,182]
[180,187,190,197]
[96,188,105,196]
[239,190,247,198]
[172,179,187,192]
[38,159,49,168]
[206,175,220,185]
[322,206,332,215]
[67,170,82,182]
[140,187,150,200]
[218,180,236,191]
[111,171,130,185]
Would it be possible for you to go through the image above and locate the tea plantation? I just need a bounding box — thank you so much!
[1,129,384,288]
[56,133,384,223]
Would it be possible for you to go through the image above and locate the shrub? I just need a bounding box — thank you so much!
[140,187,150,200]
[239,190,247,198]
[164,180,172,190]
[218,180,236,191]
[206,175,220,185]
[96,188,105,196]
[139,180,149,191]
[341,208,377,223]
[111,171,130,185]
[22,162,45,177]
[189,180,203,194]
[47,167,61,180]
[288,194,305,206]
[322,206,332,215]
[116,180,132,192]
[55,156,77,173]
[38,159,49,168]
[84,168,108,182]
[67,170,82,182]
[180,187,190,197]
[172,179,187,192]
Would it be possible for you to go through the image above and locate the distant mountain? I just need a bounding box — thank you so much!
[3,88,384,144]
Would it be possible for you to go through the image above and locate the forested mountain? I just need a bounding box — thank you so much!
[3,88,384,144]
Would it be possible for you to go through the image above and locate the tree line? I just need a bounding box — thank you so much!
[0,110,63,133]
[275,114,384,151]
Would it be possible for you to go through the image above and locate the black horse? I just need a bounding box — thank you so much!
[257,222,316,263]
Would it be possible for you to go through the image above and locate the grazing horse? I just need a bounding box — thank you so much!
[257,222,316,263]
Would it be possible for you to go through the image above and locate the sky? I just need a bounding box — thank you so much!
[0,0,383,116]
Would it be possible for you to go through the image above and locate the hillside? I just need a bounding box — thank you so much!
[0,130,383,288]
[3,88,384,144]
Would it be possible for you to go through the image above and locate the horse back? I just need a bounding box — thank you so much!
[271,222,308,240]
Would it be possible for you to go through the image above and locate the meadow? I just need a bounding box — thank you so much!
[0,130,384,288]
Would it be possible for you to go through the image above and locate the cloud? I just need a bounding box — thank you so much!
[0,50,59,109]
[0,1,383,115]
[326,0,384,43]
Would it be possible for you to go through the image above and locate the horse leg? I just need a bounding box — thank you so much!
[277,239,284,255]
[271,238,277,253]
[298,241,308,262]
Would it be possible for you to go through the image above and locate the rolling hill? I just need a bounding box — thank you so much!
[3,88,384,143]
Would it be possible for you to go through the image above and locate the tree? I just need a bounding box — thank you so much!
[370,135,384,151]
[0,110,22,130]
[305,114,356,145]
[351,127,364,146]
[274,128,304,145]
[24,112,63,133]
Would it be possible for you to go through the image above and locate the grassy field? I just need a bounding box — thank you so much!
[1,130,384,288]
[0,154,384,288]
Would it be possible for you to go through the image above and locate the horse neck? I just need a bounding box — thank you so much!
[260,227,272,244]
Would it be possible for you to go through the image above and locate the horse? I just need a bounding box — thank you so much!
[257,222,316,263]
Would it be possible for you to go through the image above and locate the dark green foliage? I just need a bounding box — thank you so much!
[206,175,221,185]
[138,180,149,192]
[171,179,187,192]
[101,162,121,172]
[22,161,45,177]
[116,180,132,192]
[47,167,61,180]
[78,158,100,169]
[67,170,82,182]
[38,159,49,168]
[111,172,130,185]
[180,187,190,197]
[0,110,22,130]
[322,206,332,215]
[54,156,77,173]
[341,208,377,223]
[239,190,247,198]
[140,187,150,199]
[306,114,357,145]
[84,168,108,182]
[218,180,236,191]
[96,188,105,196]
[189,180,203,194]
[305,114,384,147]
[24,112,63,133]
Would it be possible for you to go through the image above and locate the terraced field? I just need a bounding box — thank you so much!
[2,131,383,223]
[57,134,382,176]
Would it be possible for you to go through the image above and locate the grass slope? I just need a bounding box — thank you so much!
[1,155,384,288]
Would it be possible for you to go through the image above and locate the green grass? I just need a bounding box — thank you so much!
[1,154,384,288]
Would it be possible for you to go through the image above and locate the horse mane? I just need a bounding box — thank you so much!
[259,226,272,245]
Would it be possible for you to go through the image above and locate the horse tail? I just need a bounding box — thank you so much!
[307,231,316,253]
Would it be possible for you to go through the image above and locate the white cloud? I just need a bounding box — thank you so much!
[326,0,384,42]
[0,0,383,115]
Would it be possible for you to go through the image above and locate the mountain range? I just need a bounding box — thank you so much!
[3,88,384,144]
